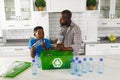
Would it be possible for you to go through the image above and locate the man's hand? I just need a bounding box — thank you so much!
[56,43,73,51]
[56,43,65,51]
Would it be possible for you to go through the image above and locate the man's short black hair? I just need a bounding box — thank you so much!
[61,10,72,19]
[34,26,43,33]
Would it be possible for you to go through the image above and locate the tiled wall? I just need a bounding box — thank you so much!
[49,12,61,40]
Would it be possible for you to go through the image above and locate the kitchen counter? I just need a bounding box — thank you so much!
[0,55,120,80]
[85,40,120,44]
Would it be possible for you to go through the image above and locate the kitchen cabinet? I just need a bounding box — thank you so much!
[0,46,30,56]
[80,11,99,42]
[99,0,120,19]
[48,0,86,12]
[99,19,120,27]
[98,0,120,38]
[99,0,120,27]
[1,0,33,29]
[85,43,120,55]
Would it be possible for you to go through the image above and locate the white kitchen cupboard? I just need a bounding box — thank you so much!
[1,0,33,29]
[0,18,2,37]
[99,0,120,19]
[0,46,30,56]
[85,43,120,55]
[99,19,120,27]
[98,0,120,27]
[80,11,99,42]
[48,0,86,12]
[0,1,3,37]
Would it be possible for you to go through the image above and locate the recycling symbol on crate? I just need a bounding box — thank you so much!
[52,58,63,68]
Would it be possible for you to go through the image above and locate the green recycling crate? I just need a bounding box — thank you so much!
[40,50,73,70]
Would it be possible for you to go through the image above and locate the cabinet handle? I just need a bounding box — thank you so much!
[85,35,87,40]
[110,46,118,48]
[9,25,14,27]
[102,23,107,25]
[14,48,23,51]
[24,25,30,26]
[117,23,120,24]
[89,44,95,46]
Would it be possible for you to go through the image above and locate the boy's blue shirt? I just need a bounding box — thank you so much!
[28,38,51,56]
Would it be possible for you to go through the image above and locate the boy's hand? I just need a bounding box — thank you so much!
[30,46,36,58]
[41,42,46,49]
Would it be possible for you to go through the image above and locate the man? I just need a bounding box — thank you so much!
[56,10,82,55]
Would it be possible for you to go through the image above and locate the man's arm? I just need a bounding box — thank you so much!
[70,25,82,54]
[56,43,73,51]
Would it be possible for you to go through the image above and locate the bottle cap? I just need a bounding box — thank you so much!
[32,59,35,62]
[89,58,93,60]
[72,59,75,62]
[78,60,82,64]
[75,57,79,60]
[83,58,87,61]
[100,58,103,61]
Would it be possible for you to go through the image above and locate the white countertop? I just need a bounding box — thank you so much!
[0,55,120,80]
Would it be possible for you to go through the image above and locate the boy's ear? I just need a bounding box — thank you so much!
[34,33,35,36]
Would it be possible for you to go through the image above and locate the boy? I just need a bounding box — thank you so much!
[28,26,51,58]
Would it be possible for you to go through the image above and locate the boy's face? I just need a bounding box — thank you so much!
[34,29,44,40]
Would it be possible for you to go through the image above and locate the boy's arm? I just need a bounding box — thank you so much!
[44,39,51,50]
[30,46,36,58]
[28,38,37,58]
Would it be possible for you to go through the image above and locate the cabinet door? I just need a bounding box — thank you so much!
[115,0,120,18]
[85,44,98,55]
[99,0,110,18]
[86,20,98,42]
[0,46,29,56]
[4,0,32,21]
[49,0,86,12]
[19,0,32,21]
[109,0,116,18]
[83,11,99,42]
[99,0,117,19]
[4,0,16,21]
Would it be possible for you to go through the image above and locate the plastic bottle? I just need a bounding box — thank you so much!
[75,57,79,72]
[77,60,82,76]
[70,59,76,75]
[98,58,104,74]
[82,58,87,73]
[32,59,37,75]
[88,58,93,72]
[35,55,41,68]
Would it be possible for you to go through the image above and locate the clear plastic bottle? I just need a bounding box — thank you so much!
[75,57,79,72]
[88,58,93,72]
[35,55,41,68]
[82,58,87,73]
[70,59,76,75]
[32,59,37,75]
[77,60,82,76]
[98,58,104,74]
